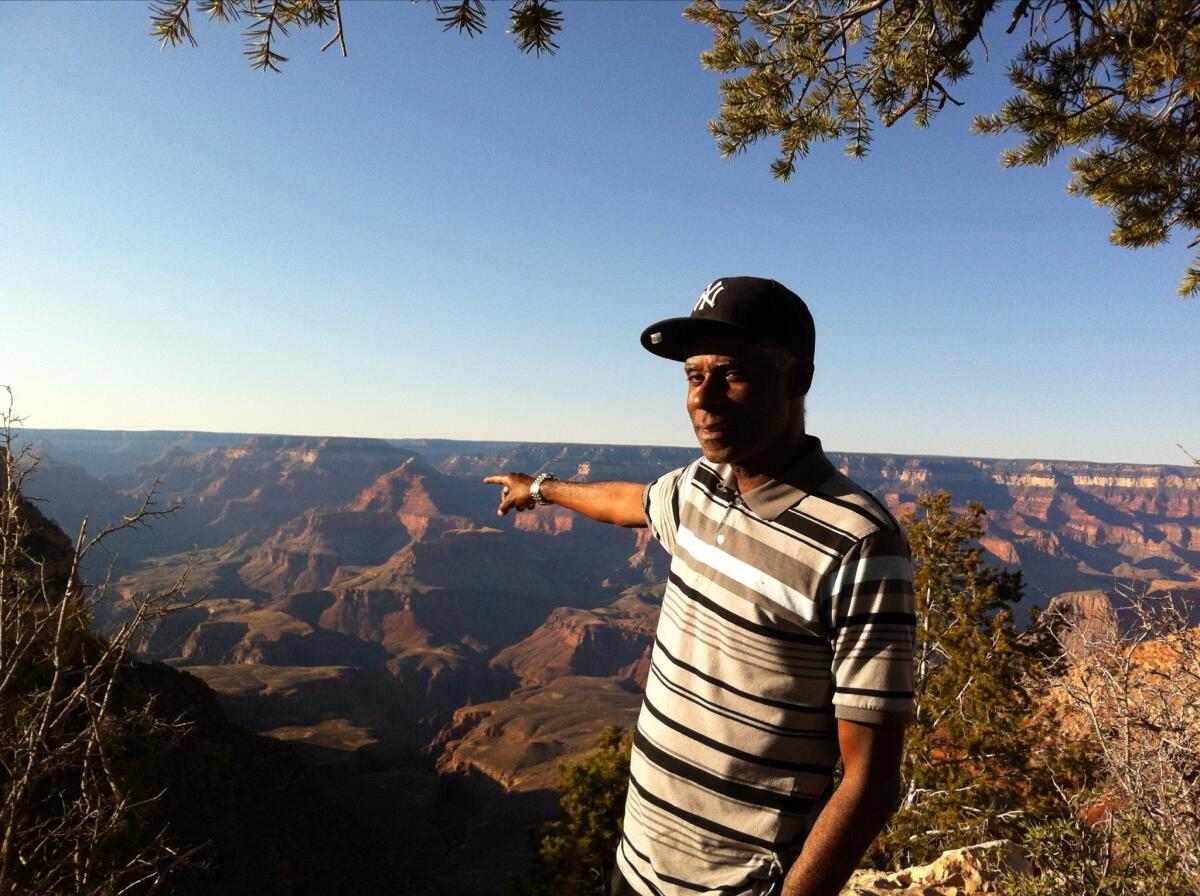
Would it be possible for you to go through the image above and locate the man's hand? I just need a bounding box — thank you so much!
[482,474,648,528]
[483,473,538,516]
[780,719,905,896]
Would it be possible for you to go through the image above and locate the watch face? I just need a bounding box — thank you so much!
[532,473,555,504]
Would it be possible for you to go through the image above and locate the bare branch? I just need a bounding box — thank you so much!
[319,0,346,56]
[0,391,198,892]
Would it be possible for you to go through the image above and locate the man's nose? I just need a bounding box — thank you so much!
[689,375,723,410]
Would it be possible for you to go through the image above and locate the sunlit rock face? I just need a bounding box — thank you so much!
[840,840,1034,895]
[234,455,501,597]
[346,454,495,537]
[432,675,643,793]
[491,603,657,688]
[833,454,1200,615]
[92,437,418,568]
[238,508,413,595]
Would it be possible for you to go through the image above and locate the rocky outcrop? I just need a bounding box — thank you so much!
[348,454,494,534]
[239,508,412,594]
[492,604,656,687]
[387,647,516,720]
[829,455,1200,615]
[841,840,1033,895]
[98,437,416,564]
[232,454,505,596]
[623,526,671,583]
[185,662,418,746]
[335,527,561,593]
[433,675,643,792]
[320,527,594,654]
[148,598,390,667]
[1036,590,1119,661]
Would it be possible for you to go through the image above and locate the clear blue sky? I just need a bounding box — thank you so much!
[2,1,1196,464]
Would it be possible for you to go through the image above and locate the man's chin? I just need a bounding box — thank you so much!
[696,439,736,465]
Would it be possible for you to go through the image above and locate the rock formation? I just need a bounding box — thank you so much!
[491,599,657,687]
[434,675,643,792]
[841,840,1033,895]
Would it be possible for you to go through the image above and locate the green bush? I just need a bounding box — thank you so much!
[1004,811,1195,896]
[523,725,632,896]
[869,491,1090,868]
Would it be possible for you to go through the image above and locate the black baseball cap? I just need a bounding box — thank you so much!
[640,276,815,363]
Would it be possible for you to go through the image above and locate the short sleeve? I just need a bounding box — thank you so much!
[642,463,691,556]
[825,529,916,725]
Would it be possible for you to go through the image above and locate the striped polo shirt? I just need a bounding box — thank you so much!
[616,436,915,896]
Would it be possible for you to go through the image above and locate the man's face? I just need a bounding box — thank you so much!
[684,336,800,468]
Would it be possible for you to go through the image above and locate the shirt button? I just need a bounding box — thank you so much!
[716,534,726,545]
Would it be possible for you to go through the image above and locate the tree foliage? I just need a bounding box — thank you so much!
[684,0,1200,298]
[869,490,1088,868]
[524,725,632,896]
[148,0,563,71]
[149,0,1200,298]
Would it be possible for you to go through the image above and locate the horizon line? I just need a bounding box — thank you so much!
[14,425,1200,473]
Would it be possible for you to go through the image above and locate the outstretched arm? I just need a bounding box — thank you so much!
[483,473,647,528]
[780,719,904,896]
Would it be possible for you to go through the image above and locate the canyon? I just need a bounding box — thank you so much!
[15,428,1200,893]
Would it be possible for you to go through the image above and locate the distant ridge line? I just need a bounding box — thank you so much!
[14,428,1200,475]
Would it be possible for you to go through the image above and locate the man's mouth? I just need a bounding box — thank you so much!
[695,421,731,439]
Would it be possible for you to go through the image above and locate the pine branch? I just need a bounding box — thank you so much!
[149,0,197,50]
[436,0,487,37]
[283,0,336,29]
[509,0,562,56]
[243,0,290,72]
[197,0,244,23]
[880,0,992,128]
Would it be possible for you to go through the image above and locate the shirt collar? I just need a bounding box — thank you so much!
[716,435,837,521]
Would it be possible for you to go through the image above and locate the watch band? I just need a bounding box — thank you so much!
[530,473,558,506]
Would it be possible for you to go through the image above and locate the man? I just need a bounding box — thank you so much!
[485,277,915,896]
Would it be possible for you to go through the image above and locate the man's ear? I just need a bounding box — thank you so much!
[790,361,814,397]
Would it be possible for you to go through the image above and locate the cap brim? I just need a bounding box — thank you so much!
[640,317,780,361]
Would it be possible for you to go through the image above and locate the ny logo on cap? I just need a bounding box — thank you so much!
[694,280,724,312]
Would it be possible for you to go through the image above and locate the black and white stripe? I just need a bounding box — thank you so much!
[617,436,915,896]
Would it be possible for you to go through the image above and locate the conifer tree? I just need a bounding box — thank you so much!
[524,725,632,896]
[685,0,1200,298]
[869,490,1081,868]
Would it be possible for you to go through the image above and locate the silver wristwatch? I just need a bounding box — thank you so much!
[530,473,558,506]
